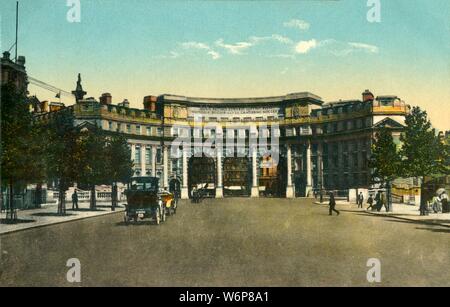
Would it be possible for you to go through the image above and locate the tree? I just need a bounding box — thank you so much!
[77,126,108,211]
[369,127,402,211]
[104,134,133,210]
[1,83,45,220]
[400,107,447,206]
[44,110,80,215]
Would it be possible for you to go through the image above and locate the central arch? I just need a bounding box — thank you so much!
[188,156,216,198]
[223,157,252,197]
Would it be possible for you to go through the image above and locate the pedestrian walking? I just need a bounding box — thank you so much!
[366,194,374,211]
[329,192,340,216]
[357,192,364,209]
[72,189,79,210]
[440,192,449,213]
[381,192,388,212]
[374,191,382,212]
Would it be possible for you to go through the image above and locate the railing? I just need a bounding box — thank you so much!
[53,190,113,202]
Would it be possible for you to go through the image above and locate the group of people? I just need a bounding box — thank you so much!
[420,191,449,216]
[357,191,388,212]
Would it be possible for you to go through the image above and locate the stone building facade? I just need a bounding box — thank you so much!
[66,86,409,199]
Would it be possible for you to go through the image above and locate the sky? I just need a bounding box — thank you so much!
[1,0,449,131]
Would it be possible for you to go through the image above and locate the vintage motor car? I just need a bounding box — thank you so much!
[124,177,174,225]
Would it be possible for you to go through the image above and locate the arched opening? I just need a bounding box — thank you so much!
[188,156,216,198]
[223,157,251,197]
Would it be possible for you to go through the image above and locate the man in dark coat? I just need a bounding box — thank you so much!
[367,194,375,211]
[329,192,340,216]
[72,189,79,210]
[357,192,364,208]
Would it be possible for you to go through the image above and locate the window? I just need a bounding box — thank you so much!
[108,121,113,130]
[145,147,152,164]
[347,121,353,130]
[156,147,162,164]
[136,125,141,135]
[146,126,151,136]
[135,146,141,162]
[117,123,122,132]
[127,124,131,134]
[157,127,163,136]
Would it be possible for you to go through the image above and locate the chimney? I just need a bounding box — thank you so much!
[100,93,112,104]
[143,95,157,112]
[362,89,374,102]
[2,51,11,60]
[122,99,130,108]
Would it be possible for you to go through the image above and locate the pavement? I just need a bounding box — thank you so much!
[1,198,449,287]
[315,200,450,227]
[0,202,125,235]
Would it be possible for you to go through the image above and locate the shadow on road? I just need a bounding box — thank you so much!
[0,218,35,225]
[115,221,158,227]
[31,212,75,217]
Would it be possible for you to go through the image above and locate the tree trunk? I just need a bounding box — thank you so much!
[387,180,393,212]
[90,185,96,210]
[8,180,15,221]
[35,183,43,209]
[58,184,66,215]
[111,182,116,212]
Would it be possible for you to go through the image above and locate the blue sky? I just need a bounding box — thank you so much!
[1,0,449,130]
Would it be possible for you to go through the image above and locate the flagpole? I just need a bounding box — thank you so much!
[15,1,19,63]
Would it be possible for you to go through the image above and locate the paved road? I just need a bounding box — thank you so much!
[0,198,449,286]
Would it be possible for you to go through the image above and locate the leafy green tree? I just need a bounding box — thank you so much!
[44,110,80,215]
[104,134,133,210]
[77,126,108,210]
[400,107,447,207]
[400,107,447,178]
[369,127,402,211]
[1,83,45,220]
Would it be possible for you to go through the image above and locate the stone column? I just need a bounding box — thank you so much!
[305,140,313,197]
[163,145,169,189]
[318,142,324,192]
[251,146,259,198]
[181,145,189,199]
[140,145,146,176]
[151,145,157,177]
[286,144,294,198]
[130,143,136,176]
[216,146,224,198]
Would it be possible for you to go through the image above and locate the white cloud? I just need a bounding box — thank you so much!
[284,19,310,31]
[293,39,379,56]
[249,34,293,45]
[295,39,317,54]
[215,39,253,55]
[348,42,379,54]
[181,41,221,60]
[268,54,295,59]
[181,42,210,50]
[207,50,221,60]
